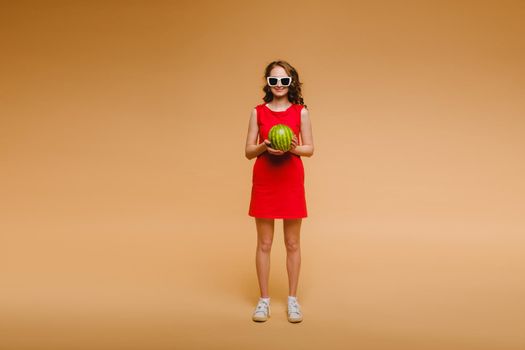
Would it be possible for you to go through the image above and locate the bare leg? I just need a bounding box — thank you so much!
[255,218,275,298]
[284,218,302,297]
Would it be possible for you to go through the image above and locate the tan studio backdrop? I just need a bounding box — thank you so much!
[1,1,524,349]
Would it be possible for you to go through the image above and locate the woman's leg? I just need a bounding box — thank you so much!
[283,218,302,297]
[255,217,275,298]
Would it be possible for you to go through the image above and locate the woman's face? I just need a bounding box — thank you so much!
[268,66,290,98]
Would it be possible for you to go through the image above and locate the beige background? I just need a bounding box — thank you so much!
[1,1,524,349]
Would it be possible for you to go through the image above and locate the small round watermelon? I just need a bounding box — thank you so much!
[268,124,294,151]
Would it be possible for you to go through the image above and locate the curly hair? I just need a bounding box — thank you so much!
[262,60,307,108]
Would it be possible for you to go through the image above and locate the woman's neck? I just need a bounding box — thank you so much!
[268,96,292,109]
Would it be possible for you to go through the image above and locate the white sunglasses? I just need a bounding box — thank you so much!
[267,76,292,87]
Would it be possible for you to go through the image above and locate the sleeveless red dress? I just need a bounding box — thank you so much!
[248,102,308,219]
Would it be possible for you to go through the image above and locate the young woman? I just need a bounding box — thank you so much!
[244,60,314,323]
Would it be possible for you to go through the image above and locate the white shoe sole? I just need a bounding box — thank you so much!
[287,315,303,323]
[252,307,271,322]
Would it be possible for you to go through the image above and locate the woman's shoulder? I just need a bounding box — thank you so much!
[297,104,309,122]
[252,104,266,123]
[253,103,265,111]
[295,103,308,114]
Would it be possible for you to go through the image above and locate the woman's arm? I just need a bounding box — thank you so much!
[245,108,268,160]
[290,107,314,157]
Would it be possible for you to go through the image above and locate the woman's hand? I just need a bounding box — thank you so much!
[289,135,298,151]
[263,139,285,156]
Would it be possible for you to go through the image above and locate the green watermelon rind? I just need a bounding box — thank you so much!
[268,124,294,152]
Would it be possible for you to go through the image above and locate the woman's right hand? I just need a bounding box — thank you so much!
[263,139,285,156]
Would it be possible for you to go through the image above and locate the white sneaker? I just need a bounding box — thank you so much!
[252,299,271,322]
[287,299,303,323]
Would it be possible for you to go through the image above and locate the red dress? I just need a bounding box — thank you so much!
[248,102,308,219]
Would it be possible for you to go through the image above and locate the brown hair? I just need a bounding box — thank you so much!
[262,60,307,108]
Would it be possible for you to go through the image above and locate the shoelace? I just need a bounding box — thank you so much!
[254,300,269,315]
[288,300,301,317]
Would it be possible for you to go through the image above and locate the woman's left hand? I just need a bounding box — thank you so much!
[289,135,298,151]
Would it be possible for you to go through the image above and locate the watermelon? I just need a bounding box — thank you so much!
[268,124,294,151]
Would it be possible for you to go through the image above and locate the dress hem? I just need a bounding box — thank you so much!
[248,213,308,219]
